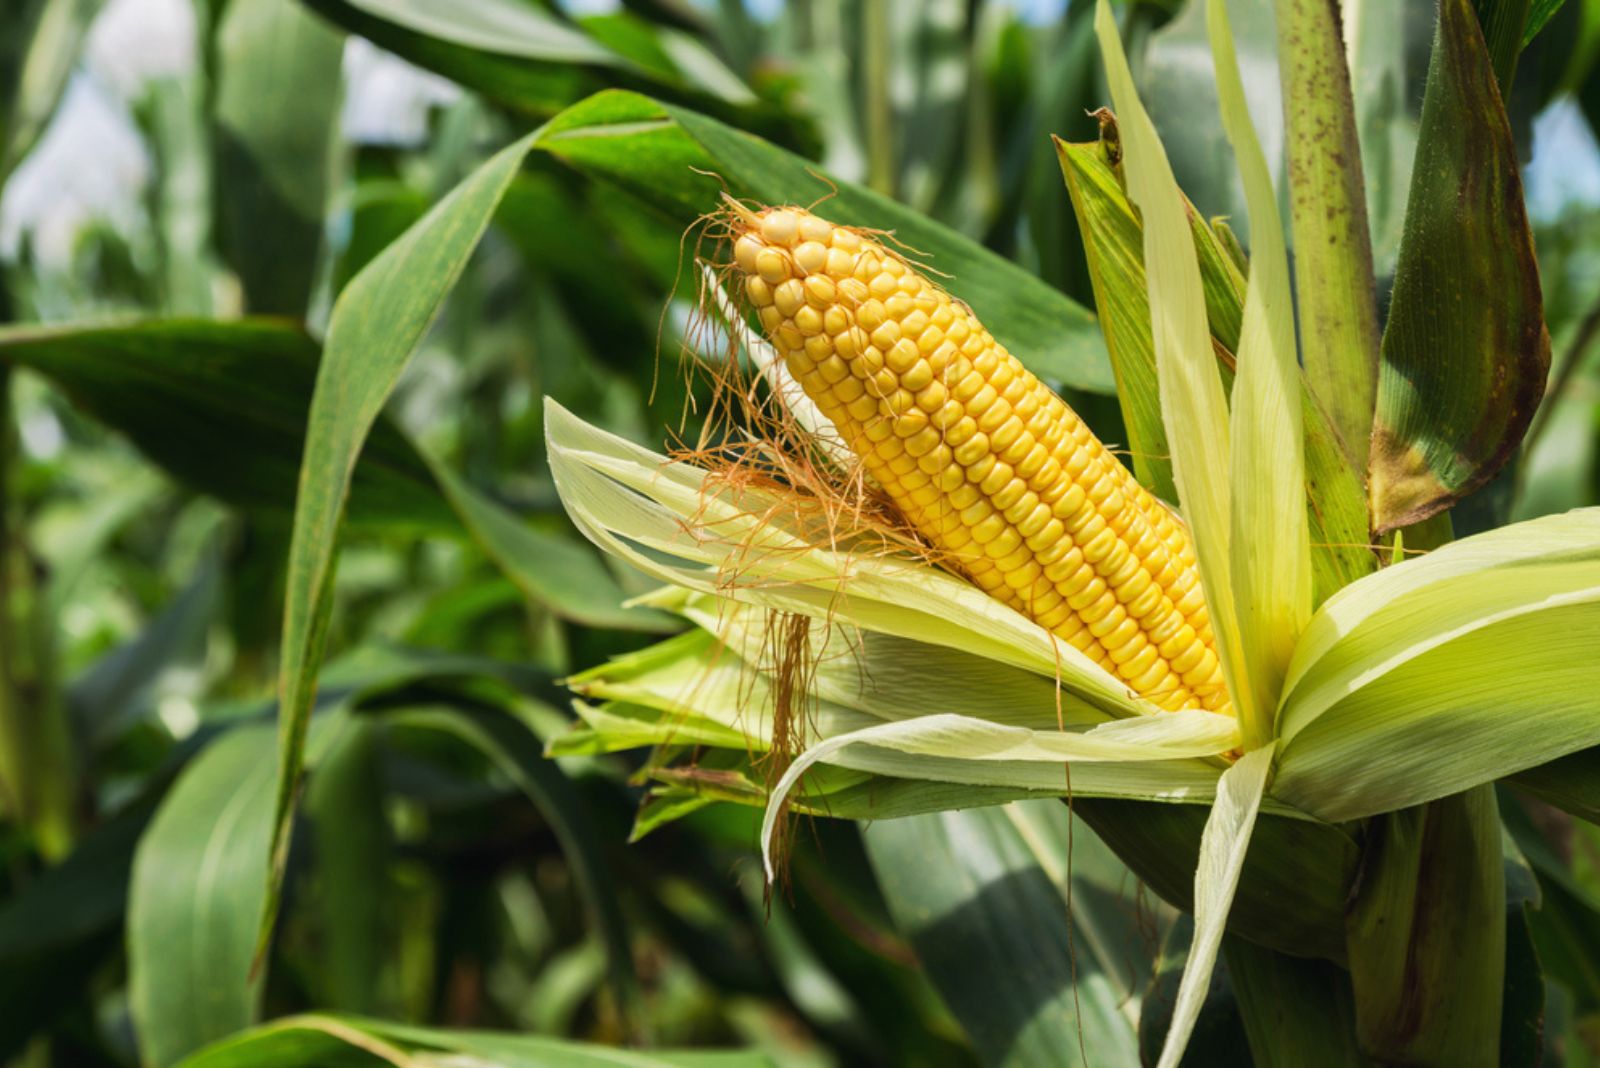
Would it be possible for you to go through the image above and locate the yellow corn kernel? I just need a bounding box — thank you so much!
[728,203,1232,715]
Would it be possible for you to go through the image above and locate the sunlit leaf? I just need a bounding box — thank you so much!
[1209,0,1311,728]
[862,803,1145,1067]
[1095,0,1253,734]
[264,130,539,959]
[1155,746,1274,1068]
[1275,511,1600,821]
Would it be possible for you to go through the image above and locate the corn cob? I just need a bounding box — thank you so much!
[727,203,1230,715]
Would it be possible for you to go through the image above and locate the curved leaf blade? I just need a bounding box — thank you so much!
[129,724,278,1067]
[0,319,453,528]
[534,90,1113,393]
[1369,0,1550,532]
[861,803,1145,1067]
[262,130,539,959]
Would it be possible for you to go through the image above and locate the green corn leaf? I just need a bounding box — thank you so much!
[0,319,453,529]
[1054,134,1373,607]
[1097,0,1253,738]
[129,723,279,1067]
[262,129,539,961]
[862,803,1145,1067]
[300,721,387,1016]
[533,89,1113,393]
[176,1013,772,1068]
[1154,746,1275,1068]
[1077,796,1355,963]
[0,0,100,182]
[1209,0,1311,731]
[1369,0,1550,532]
[1274,510,1600,822]
[304,0,794,145]
[1274,0,1383,470]
[388,703,642,1038]
[1524,0,1570,45]
[0,797,152,1059]
[423,453,676,633]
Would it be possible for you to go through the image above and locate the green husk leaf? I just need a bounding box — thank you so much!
[1053,131,1244,505]
[562,608,1234,815]
[760,710,1239,877]
[1274,510,1600,822]
[1054,136,1373,606]
[1369,0,1550,532]
[1223,937,1370,1066]
[1095,0,1253,735]
[1345,787,1506,1063]
[1209,0,1311,734]
[544,399,1151,718]
[1275,0,1383,469]
[1155,745,1275,1068]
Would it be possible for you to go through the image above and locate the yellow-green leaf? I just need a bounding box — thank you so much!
[1209,0,1311,727]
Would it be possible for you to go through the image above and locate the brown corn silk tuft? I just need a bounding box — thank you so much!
[709,198,1232,716]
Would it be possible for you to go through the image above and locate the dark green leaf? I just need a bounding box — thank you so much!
[0,798,152,1059]
[302,0,803,145]
[1076,797,1355,963]
[1510,746,1600,825]
[425,454,677,633]
[1475,0,1534,89]
[534,90,1113,393]
[1524,0,1569,44]
[0,319,454,528]
[301,721,388,1015]
[390,702,643,1035]
[1370,0,1550,532]
[861,802,1143,1067]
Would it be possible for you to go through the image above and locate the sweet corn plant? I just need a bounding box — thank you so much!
[241,2,1600,1066]
[532,2,1594,1065]
[13,0,1600,1065]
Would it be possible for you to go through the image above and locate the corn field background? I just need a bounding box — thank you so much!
[5,0,1600,1065]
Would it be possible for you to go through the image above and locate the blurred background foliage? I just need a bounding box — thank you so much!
[4,0,1600,1065]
